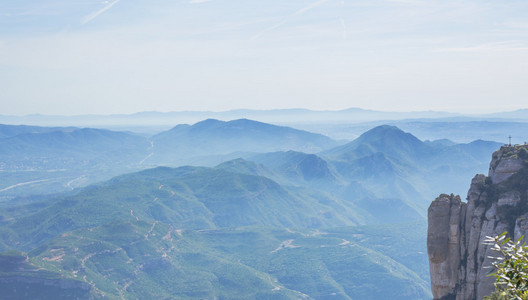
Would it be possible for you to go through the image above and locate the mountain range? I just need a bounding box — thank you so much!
[0,119,337,197]
[0,108,462,128]
[149,118,339,164]
[0,117,507,299]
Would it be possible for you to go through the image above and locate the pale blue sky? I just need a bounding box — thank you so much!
[1,0,527,115]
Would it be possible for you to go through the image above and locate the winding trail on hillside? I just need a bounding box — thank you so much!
[267,275,281,291]
[0,179,50,192]
[66,175,87,190]
[271,239,300,253]
[139,153,153,165]
[139,141,155,165]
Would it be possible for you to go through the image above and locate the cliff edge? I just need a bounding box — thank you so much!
[428,144,528,300]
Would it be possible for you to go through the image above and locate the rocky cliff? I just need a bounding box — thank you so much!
[428,144,528,300]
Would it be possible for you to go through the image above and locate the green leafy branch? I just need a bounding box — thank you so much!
[484,232,528,300]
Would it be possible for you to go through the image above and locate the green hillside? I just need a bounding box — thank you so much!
[21,220,430,299]
[0,162,431,299]
[0,251,96,299]
[0,166,370,251]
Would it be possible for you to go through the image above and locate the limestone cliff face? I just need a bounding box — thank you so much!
[428,145,528,300]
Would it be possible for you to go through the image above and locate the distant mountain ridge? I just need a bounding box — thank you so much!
[0,119,339,196]
[0,124,77,139]
[0,119,502,205]
[0,127,149,157]
[149,118,339,163]
[2,108,527,131]
[0,125,152,196]
[0,108,462,128]
[322,125,430,163]
[318,125,502,211]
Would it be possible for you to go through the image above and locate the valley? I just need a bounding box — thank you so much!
[0,115,515,299]
[3,0,526,297]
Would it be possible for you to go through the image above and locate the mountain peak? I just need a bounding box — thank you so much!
[356,125,426,151]
[359,125,407,139]
[322,125,428,162]
[489,144,528,184]
[191,118,224,128]
[151,118,339,161]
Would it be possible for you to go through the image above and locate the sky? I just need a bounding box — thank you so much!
[0,0,527,115]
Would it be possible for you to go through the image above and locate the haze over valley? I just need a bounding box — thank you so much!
[2,0,528,298]
[0,110,521,299]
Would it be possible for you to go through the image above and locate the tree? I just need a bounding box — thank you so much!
[484,291,513,300]
[484,233,528,300]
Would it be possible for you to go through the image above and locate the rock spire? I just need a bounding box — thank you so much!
[428,145,528,300]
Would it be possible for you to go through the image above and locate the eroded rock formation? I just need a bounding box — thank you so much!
[428,145,528,300]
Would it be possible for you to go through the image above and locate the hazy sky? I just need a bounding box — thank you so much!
[1,0,527,115]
